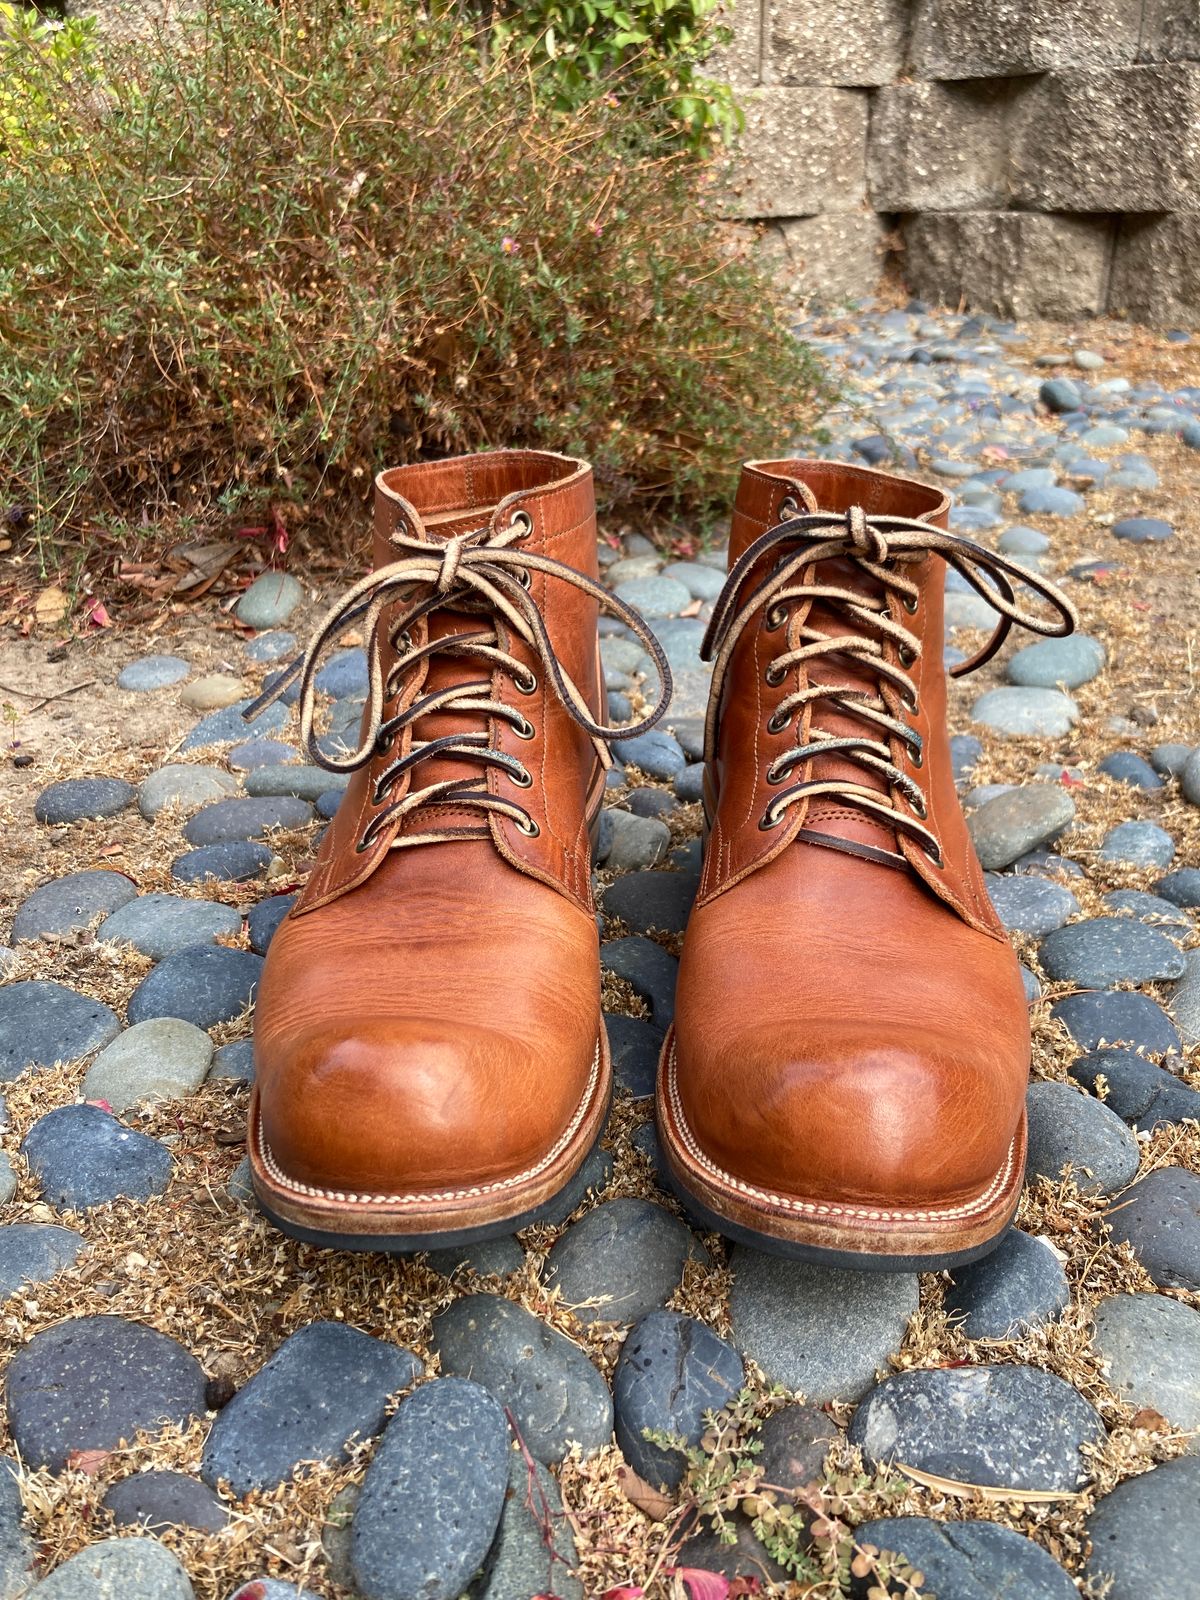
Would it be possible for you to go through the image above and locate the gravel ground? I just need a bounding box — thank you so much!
[0,303,1198,1599]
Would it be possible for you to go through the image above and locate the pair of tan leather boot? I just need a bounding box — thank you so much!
[248,450,1075,1269]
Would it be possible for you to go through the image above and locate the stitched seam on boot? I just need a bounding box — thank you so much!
[255,1041,601,1206]
[666,1044,1017,1224]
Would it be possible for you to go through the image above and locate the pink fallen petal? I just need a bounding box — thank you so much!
[669,1568,733,1600]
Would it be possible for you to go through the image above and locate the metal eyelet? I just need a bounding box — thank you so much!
[902,594,919,615]
[517,568,532,590]
[765,762,786,786]
[765,605,789,632]
[515,815,540,837]
[925,842,944,867]
[509,509,533,538]
[514,671,538,695]
[910,791,928,819]
[513,716,536,740]
[779,493,801,520]
[759,807,784,830]
[898,644,916,667]
[901,687,918,714]
[510,767,533,789]
[910,746,924,769]
[766,708,790,735]
[764,662,786,688]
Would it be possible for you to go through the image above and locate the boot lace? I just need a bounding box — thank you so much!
[246,512,672,850]
[701,503,1078,864]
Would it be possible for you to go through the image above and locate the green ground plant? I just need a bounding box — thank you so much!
[0,0,828,558]
[647,1391,928,1598]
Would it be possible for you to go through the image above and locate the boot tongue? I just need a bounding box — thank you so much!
[380,507,512,833]
[732,483,899,856]
[790,552,901,855]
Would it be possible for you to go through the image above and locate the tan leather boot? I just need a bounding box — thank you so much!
[659,460,1076,1269]
[248,451,669,1249]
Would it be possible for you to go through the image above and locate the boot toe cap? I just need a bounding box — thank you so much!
[670,1017,1023,1215]
[255,1017,597,1200]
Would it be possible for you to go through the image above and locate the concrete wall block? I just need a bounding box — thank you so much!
[704,0,762,88]
[1138,0,1200,63]
[765,0,909,87]
[721,87,869,219]
[902,212,1111,320]
[910,0,1143,79]
[1109,213,1200,323]
[755,212,888,303]
[868,79,1018,212]
[1011,65,1200,211]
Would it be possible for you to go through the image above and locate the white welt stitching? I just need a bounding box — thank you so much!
[255,1041,602,1207]
[665,1041,1019,1224]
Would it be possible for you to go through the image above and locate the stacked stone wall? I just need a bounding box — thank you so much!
[715,0,1200,320]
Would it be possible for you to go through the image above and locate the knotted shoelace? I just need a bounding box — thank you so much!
[246,512,673,850]
[701,504,1079,862]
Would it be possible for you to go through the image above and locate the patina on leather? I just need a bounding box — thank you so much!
[659,459,1078,1266]
[248,450,670,1243]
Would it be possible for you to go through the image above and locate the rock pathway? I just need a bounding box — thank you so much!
[0,303,1198,1596]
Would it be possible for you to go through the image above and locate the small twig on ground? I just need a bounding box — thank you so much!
[504,1405,572,1594]
[5,680,99,714]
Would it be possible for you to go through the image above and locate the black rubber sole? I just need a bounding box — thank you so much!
[660,1160,1017,1274]
[251,1127,609,1255]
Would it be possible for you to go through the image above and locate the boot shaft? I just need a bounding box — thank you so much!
[287,450,668,913]
[698,458,1073,931]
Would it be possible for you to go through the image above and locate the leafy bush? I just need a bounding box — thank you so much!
[487,0,741,148]
[0,2,97,152]
[0,0,828,552]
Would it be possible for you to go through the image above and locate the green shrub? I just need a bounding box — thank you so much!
[0,2,97,152]
[0,0,828,552]
[487,0,742,148]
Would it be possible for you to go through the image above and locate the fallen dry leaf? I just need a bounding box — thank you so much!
[1129,1407,1171,1433]
[34,585,69,624]
[616,1464,675,1522]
